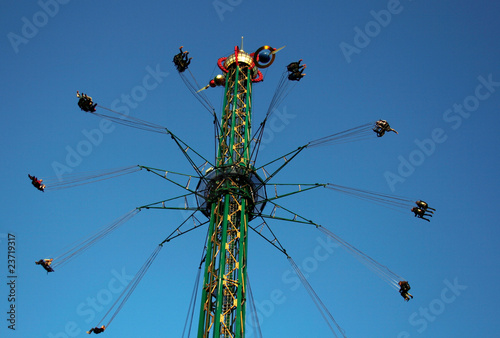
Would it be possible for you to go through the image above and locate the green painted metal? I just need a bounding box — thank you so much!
[235,198,248,338]
[213,195,230,335]
[197,203,217,338]
[229,66,240,164]
[198,49,254,338]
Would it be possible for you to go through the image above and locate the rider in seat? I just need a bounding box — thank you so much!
[416,200,436,213]
[411,207,432,222]
[398,281,413,301]
[77,91,97,112]
[373,120,398,137]
[287,59,306,73]
[35,258,54,272]
[286,60,306,81]
[173,46,192,73]
[87,325,106,334]
[28,174,46,192]
[288,70,306,81]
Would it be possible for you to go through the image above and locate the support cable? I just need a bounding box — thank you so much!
[84,105,213,182]
[325,183,416,213]
[248,69,296,166]
[248,217,345,337]
[182,226,209,338]
[251,121,386,187]
[48,209,140,270]
[246,275,263,338]
[318,226,402,289]
[41,165,141,191]
[183,264,203,338]
[254,201,404,290]
[91,106,168,134]
[307,123,376,148]
[96,244,163,329]
[180,69,219,123]
[258,182,427,218]
[178,69,222,155]
[264,69,297,120]
[288,256,346,338]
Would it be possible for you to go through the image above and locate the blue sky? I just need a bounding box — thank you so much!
[1,1,500,337]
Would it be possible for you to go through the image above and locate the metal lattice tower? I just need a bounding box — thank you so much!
[196,48,264,338]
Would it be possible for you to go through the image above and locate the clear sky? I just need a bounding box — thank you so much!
[1,1,500,337]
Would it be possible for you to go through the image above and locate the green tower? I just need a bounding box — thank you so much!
[195,46,268,338]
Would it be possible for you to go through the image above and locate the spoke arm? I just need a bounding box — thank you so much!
[140,165,200,195]
[255,200,320,227]
[255,145,307,171]
[137,193,198,210]
[254,146,307,191]
[160,212,208,244]
[167,130,214,181]
[248,218,288,256]
[259,183,326,203]
[256,213,317,226]
[143,206,201,211]
[140,166,199,178]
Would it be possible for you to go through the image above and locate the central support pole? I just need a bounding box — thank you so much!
[198,48,254,338]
